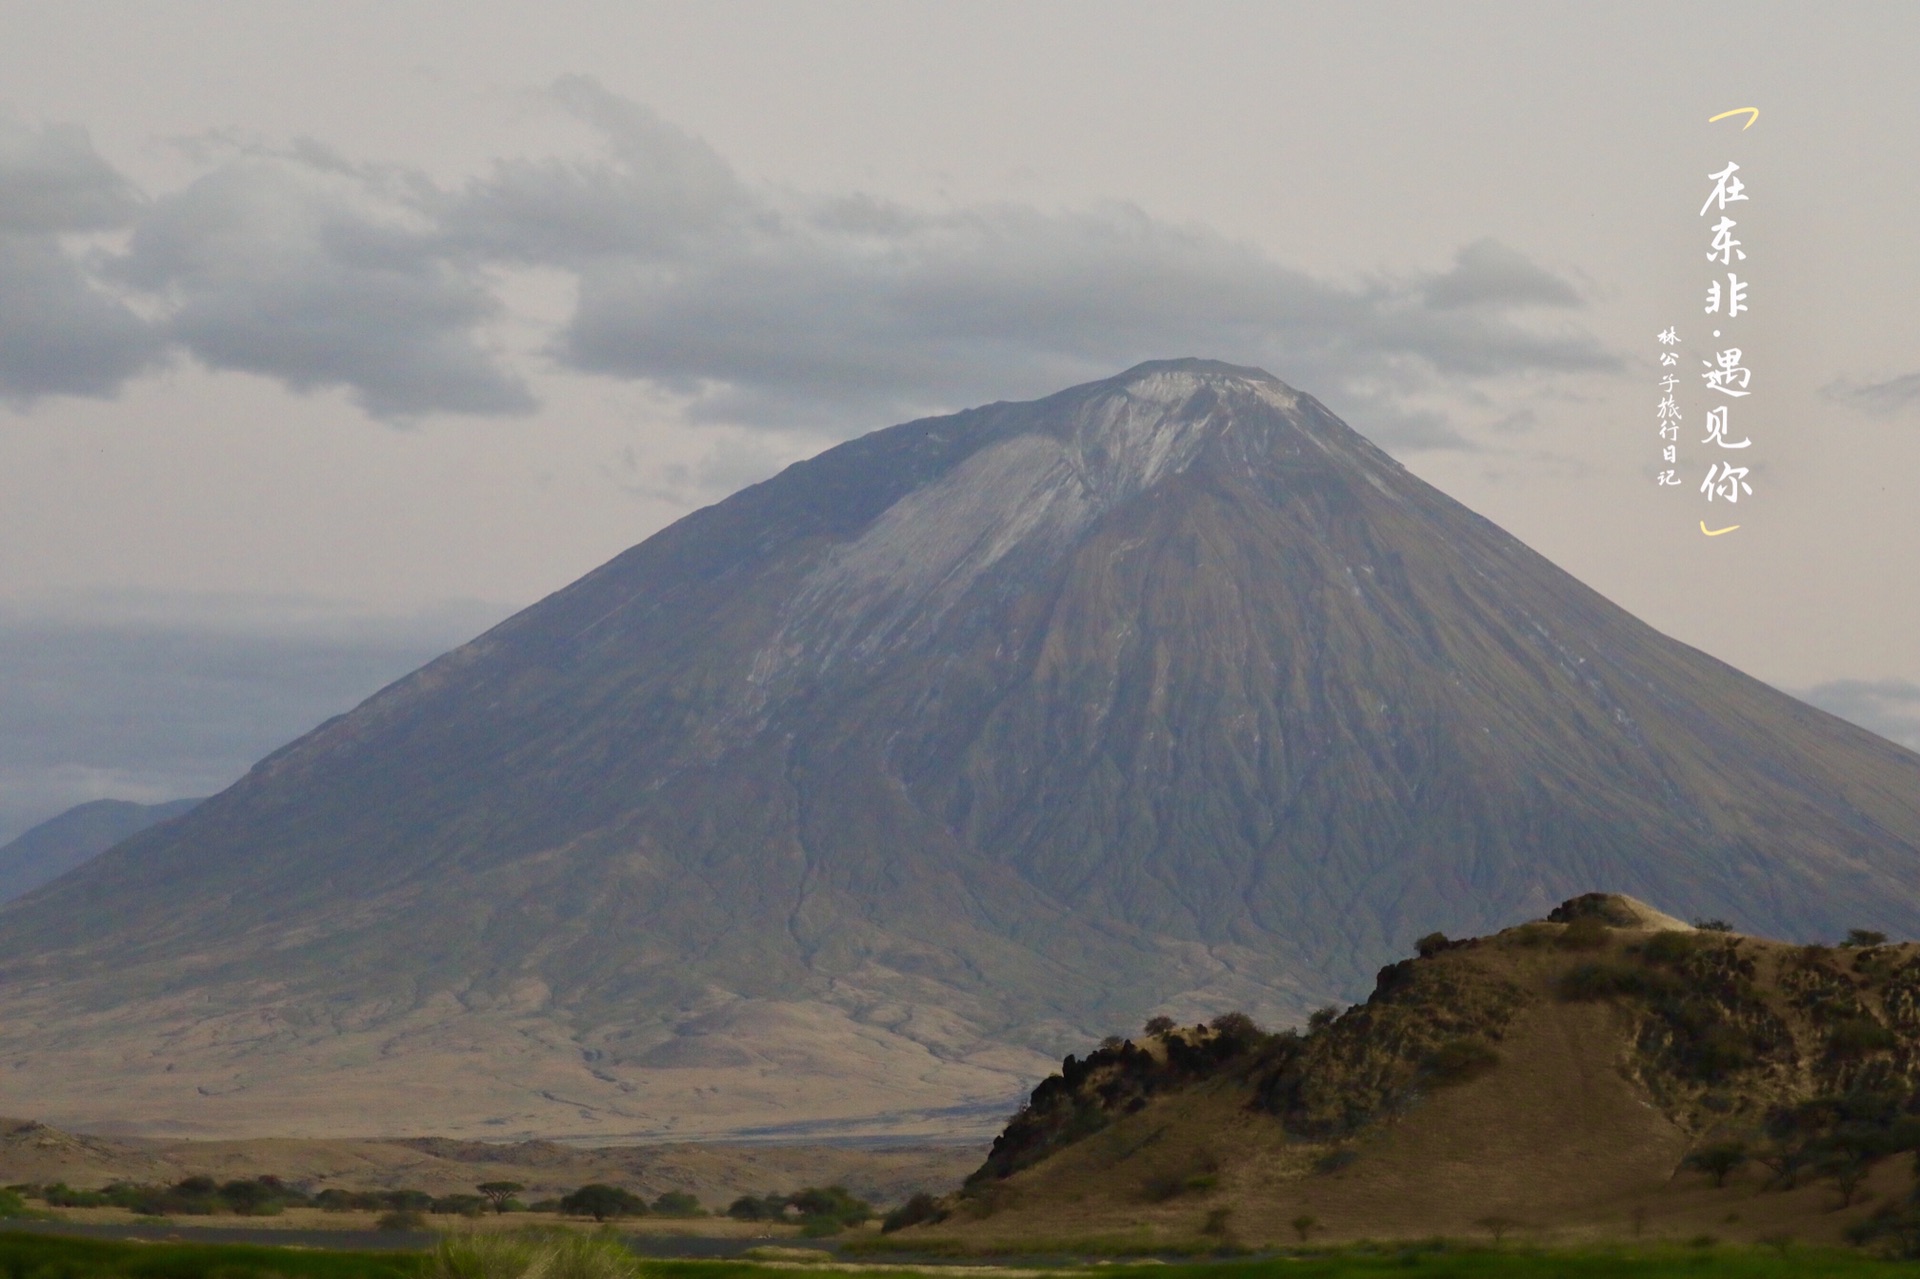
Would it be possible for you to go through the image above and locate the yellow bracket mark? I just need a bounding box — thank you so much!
[1709,107,1759,130]
[1700,521,1741,536]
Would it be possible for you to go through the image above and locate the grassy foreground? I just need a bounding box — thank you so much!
[0,1231,420,1278]
[0,1233,1913,1278]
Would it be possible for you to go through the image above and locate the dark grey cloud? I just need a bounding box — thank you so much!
[0,593,507,844]
[116,159,533,418]
[1821,371,1920,416]
[0,234,159,400]
[1422,239,1582,310]
[0,117,160,401]
[1798,678,1920,753]
[0,117,142,234]
[0,87,1614,440]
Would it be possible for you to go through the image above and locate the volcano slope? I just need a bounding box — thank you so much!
[906,895,1920,1251]
[0,360,1918,1139]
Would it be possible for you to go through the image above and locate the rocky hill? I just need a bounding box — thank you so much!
[0,360,1917,1140]
[909,895,1920,1250]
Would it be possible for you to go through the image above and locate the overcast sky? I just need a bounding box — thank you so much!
[1,2,1917,841]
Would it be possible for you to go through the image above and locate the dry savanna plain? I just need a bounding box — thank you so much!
[6,898,1920,1277]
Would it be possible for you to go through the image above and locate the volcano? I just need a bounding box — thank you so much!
[2,359,1916,1140]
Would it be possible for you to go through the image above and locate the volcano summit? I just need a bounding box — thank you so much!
[2,360,1917,1139]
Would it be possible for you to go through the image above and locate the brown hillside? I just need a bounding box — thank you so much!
[906,895,1920,1250]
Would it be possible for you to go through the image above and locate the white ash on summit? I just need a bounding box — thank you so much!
[754,361,1398,682]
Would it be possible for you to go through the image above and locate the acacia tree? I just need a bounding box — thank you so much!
[476,1181,524,1214]
[1682,1142,1749,1188]
[1827,1153,1871,1208]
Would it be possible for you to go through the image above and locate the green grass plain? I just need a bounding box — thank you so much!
[2,1234,1915,1279]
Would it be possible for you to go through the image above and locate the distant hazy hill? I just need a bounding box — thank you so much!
[919,895,1920,1249]
[0,798,200,904]
[0,360,1917,1142]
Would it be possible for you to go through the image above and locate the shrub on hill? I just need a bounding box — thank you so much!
[430,1193,487,1217]
[1563,936,1876,1127]
[36,1175,310,1217]
[880,1192,944,1233]
[1558,960,1673,1001]
[315,1188,376,1211]
[651,1191,703,1216]
[557,1184,647,1221]
[1557,933,1794,1090]
[717,1186,868,1232]
[1762,1089,1920,1190]
[1828,1018,1899,1059]
[1256,948,1524,1139]
[725,1193,788,1221]
[1420,1037,1499,1085]
[1556,918,1613,951]
[315,1187,433,1213]
[788,1185,871,1235]
[970,1013,1280,1183]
